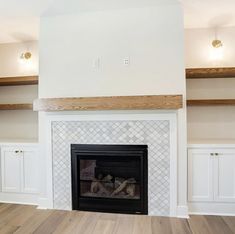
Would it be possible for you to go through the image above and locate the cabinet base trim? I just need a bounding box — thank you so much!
[177,206,189,218]
[0,192,38,205]
[188,202,235,216]
[37,197,53,209]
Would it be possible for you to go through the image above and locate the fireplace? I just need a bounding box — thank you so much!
[71,144,148,214]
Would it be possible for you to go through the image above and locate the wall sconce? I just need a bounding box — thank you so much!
[210,31,223,61]
[20,52,32,60]
[212,39,223,48]
[19,51,35,71]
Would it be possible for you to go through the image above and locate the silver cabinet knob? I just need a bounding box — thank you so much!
[210,153,214,156]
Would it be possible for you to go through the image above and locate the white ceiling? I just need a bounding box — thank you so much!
[0,17,39,43]
[0,0,235,43]
[182,0,235,29]
[0,0,54,44]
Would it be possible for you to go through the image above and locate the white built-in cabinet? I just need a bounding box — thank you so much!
[188,147,235,203]
[0,145,39,194]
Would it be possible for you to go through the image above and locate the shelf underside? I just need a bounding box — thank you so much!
[0,76,38,86]
[0,104,33,110]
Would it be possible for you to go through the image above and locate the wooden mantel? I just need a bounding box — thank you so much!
[33,95,183,111]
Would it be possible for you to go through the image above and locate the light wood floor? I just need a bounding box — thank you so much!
[0,203,234,234]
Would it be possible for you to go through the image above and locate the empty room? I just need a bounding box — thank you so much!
[0,0,234,233]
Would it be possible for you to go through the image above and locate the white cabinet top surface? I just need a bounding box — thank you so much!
[188,139,235,148]
[0,139,38,146]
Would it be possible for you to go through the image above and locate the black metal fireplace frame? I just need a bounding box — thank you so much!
[71,144,148,214]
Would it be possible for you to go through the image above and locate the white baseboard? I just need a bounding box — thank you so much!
[0,192,38,205]
[188,202,235,216]
[37,197,53,209]
[177,205,189,218]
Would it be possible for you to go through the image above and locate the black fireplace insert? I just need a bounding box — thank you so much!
[71,144,148,214]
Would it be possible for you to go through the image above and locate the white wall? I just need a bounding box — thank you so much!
[40,6,185,98]
[185,27,235,141]
[39,3,187,214]
[0,41,38,140]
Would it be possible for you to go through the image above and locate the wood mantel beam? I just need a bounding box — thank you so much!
[34,95,183,111]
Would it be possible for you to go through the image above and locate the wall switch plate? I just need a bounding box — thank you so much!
[123,57,130,66]
[93,57,101,69]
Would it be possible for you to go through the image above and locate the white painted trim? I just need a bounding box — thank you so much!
[169,114,178,217]
[189,212,235,217]
[188,202,235,216]
[0,143,38,147]
[177,205,189,218]
[37,197,52,209]
[40,111,178,215]
[0,192,38,205]
[0,200,37,206]
[188,144,235,149]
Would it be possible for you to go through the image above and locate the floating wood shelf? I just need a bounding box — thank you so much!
[186,67,235,79]
[0,76,38,86]
[33,95,183,111]
[187,99,235,106]
[0,104,33,110]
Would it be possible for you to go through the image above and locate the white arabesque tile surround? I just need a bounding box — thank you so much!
[43,111,177,216]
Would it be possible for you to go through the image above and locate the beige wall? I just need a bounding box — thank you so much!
[0,41,38,140]
[185,27,235,141]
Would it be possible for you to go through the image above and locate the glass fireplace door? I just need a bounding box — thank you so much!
[79,156,141,200]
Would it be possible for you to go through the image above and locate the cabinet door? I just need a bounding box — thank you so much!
[188,149,214,202]
[1,147,21,193]
[21,148,39,194]
[214,149,235,202]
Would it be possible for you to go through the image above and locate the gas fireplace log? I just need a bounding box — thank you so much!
[90,181,99,193]
[90,181,110,195]
[111,180,128,196]
[126,184,135,197]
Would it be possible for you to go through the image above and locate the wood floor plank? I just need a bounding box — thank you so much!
[92,219,116,234]
[113,214,135,234]
[53,211,84,234]
[70,211,100,234]
[0,204,13,214]
[0,204,233,234]
[151,216,172,234]
[0,224,19,234]
[0,204,24,226]
[33,210,67,234]
[132,215,152,234]
[188,215,213,234]
[222,216,235,233]
[14,209,53,234]
[204,216,233,234]
[170,218,192,234]
[7,205,36,227]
